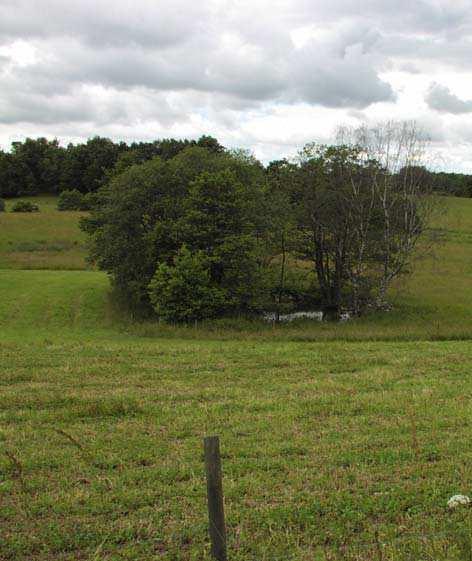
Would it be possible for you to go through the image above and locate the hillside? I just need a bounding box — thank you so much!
[1,195,472,341]
[2,195,472,560]
[0,197,88,270]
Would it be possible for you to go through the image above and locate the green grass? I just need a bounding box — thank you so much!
[0,196,89,270]
[2,195,472,559]
[2,336,472,560]
[2,195,472,340]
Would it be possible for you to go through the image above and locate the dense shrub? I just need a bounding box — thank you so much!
[81,124,435,321]
[0,198,5,212]
[11,200,39,212]
[81,146,267,316]
[58,189,101,211]
[57,189,84,210]
[148,246,226,322]
[81,191,101,210]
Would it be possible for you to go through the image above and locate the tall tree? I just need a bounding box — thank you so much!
[81,144,267,316]
[61,137,125,193]
[294,122,434,316]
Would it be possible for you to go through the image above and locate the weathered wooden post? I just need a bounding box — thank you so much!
[203,436,227,561]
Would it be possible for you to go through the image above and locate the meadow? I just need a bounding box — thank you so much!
[0,197,88,270]
[1,196,472,560]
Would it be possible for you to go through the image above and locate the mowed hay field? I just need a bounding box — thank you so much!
[2,196,472,559]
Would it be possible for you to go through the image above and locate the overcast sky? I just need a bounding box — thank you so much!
[1,0,472,171]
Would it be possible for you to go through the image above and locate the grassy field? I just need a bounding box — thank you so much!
[0,197,89,270]
[2,195,472,559]
[3,336,472,560]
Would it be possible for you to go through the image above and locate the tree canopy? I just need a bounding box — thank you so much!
[80,123,437,321]
[0,135,225,197]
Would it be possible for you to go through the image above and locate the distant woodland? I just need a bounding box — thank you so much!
[1,135,471,198]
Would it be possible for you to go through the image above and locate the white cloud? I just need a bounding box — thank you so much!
[0,0,471,171]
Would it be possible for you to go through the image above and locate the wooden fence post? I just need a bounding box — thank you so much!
[203,436,227,561]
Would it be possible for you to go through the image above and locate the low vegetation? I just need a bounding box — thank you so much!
[2,315,472,559]
[2,131,472,559]
[57,189,99,211]
[11,200,39,213]
[0,196,472,558]
[0,197,88,269]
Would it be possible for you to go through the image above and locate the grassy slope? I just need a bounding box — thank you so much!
[2,196,472,559]
[1,195,472,341]
[394,197,472,325]
[0,197,89,270]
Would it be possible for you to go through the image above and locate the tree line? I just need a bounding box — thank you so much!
[0,135,224,197]
[79,122,437,321]
[0,134,471,200]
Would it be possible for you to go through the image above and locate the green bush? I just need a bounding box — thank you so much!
[0,198,5,212]
[148,245,226,322]
[11,200,39,212]
[57,189,85,211]
[81,147,267,314]
[81,191,101,210]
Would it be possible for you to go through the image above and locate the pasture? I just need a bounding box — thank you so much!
[1,196,472,559]
[0,197,88,270]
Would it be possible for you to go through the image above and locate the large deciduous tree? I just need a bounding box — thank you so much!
[81,145,267,317]
[294,122,434,316]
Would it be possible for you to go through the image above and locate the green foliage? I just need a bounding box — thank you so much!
[178,169,263,312]
[11,200,40,212]
[265,159,302,313]
[80,156,178,311]
[56,189,98,211]
[433,170,472,196]
[81,191,101,210]
[1,134,471,204]
[4,283,472,560]
[0,148,35,197]
[60,136,124,193]
[0,138,64,197]
[0,198,5,212]
[10,137,63,195]
[261,261,319,313]
[0,135,225,198]
[82,147,267,316]
[81,133,436,320]
[148,245,225,322]
[290,141,432,315]
[57,189,85,211]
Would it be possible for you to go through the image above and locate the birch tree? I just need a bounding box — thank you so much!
[295,121,435,316]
